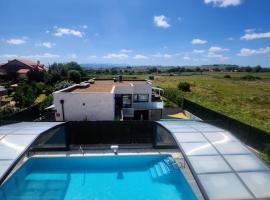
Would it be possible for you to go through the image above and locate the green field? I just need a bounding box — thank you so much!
[153,72,270,133]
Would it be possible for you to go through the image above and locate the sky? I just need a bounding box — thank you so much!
[0,0,270,67]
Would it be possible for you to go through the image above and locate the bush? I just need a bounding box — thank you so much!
[241,75,261,81]
[264,144,270,158]
[54,81,73,91]
[163,88,183,107]
[68,70,81,83]
[13,84,35,108]
[224,75,231,79]
[0,106,19,118]
[177,82,191,92]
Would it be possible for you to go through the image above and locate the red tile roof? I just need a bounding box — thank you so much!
[1,59,48,72]
[17,68,30,74]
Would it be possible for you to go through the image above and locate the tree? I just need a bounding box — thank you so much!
[254,65,262,72]
[13,84,35,108]
[68,70,81,83]
[177,82,191,92]
[27,69,46,82]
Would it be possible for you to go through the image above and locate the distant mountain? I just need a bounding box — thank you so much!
[80,63,131,68]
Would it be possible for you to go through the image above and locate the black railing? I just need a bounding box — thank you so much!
[65,121,156,148]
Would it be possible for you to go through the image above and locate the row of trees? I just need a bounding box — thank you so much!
[26,62,85,84]
[8,62,85,109]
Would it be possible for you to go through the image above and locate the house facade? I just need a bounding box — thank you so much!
[0,59,47,78]
[53,78,164,121]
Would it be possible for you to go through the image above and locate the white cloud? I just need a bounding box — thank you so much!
[153,15,170,28]
[241,31,270,40]
[204,0,241,7]
[53,27,83,37]
[42,42,55,48]
[0,54,18,59]
[245,29,256,33]
[68,54,77,59]
[206,53,229,61]
[82,25,88,29]
[24,53,60,59]
[237,47,270,56]
[133,54,148,60]
[193,49,205,54]
[208,46,229,52]
[88,55,97,59]
[45,30,50,34]
[191,38,207,45]
[103,53,129,59]
[6,38,26,45]
[152,53,172,59]
[183,56,191,60]
[227,37,234,41]
[120,49,133,53]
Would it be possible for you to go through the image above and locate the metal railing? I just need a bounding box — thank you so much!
[122,108,134,117]
[133,101,164,110]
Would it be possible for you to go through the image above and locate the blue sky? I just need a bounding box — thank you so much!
[0,0,270,67]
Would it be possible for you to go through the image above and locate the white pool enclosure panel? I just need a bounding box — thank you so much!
[158,120,270,200]
[0,122,63,184]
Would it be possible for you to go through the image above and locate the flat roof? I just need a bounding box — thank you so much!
[158,120,270,200]
[71,80,147,93]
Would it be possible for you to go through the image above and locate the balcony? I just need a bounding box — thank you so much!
[133,101,164,110]
[121,108,134,118]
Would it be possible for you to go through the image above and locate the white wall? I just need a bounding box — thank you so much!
[53,92,115,121]
[132,83,152,102]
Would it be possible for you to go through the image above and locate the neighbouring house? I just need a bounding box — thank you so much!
[0,59,48,78]
[53,77,164,121]
[0,86,8,107]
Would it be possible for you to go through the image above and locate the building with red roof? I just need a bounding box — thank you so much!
[0,59,48,78]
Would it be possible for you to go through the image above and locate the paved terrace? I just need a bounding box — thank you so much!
[0,122,63,184]
[158,120,270,200]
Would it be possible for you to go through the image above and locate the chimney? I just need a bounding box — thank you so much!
[37,60,40,65]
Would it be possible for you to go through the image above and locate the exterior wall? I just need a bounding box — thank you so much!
[113,85,133,94]
[132,83,152,102]
[53,91,115,121]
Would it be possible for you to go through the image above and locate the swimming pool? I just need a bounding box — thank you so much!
[0,155,197,200]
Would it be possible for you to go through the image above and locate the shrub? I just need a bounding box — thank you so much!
[264,144,270,159]
[177,82,191,92]
[13,84,35,108]
[224,75,231,79]
[68,70,81,83]
[54,80,73,91]
[163,88,183,107]
[241,75,261,81]
[0,106,19,118]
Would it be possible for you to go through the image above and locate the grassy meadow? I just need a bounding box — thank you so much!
[152,72,270,133]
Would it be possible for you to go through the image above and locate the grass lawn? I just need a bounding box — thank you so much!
[153,72,270,133]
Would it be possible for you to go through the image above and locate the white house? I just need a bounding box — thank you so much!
[53,78,164,121]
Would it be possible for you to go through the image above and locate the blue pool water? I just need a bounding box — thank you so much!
[0,155,197,200]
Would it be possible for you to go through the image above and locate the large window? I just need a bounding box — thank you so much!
[122,94,132,108]
[134,94,149,102]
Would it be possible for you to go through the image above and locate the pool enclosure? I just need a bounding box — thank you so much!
[0,120,270,200]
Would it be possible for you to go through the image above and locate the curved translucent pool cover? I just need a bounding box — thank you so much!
[158,120,270,200]
[0,122,63,184]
